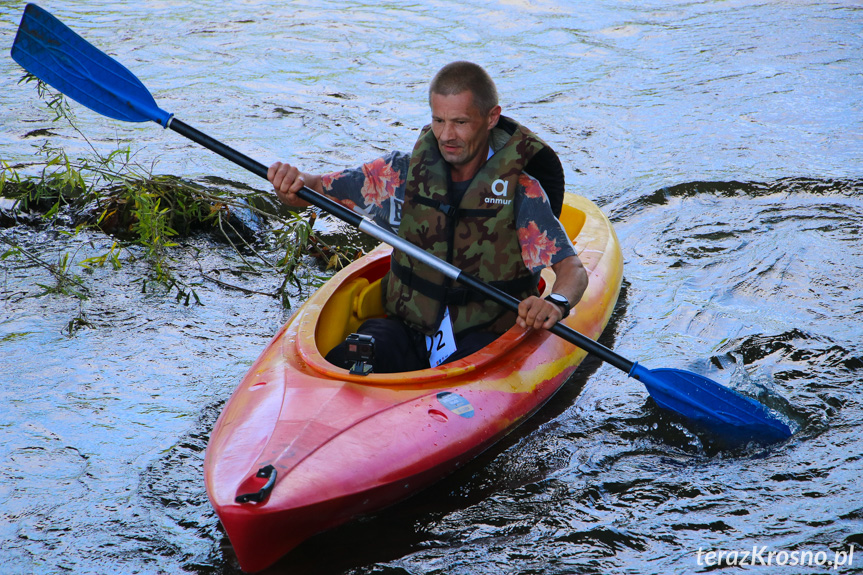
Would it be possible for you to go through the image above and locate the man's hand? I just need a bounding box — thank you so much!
[516,254,588,331]
[268,161,322,207]
[517,295,565,330]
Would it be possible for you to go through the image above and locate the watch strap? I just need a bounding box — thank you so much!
[544,292,571,316]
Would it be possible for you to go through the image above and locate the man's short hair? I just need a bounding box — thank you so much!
[429,61,499,115]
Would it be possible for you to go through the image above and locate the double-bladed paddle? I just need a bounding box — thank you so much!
[11,3,792,444]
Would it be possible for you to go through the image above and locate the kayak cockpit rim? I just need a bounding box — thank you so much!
[293,198,591,385]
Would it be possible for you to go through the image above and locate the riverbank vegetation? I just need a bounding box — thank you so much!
[1,76,366,323]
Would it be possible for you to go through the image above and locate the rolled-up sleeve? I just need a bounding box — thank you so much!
[320,151,411,234]
[515,174,576,274]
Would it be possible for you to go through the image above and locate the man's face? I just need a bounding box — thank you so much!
[430,91,500,180]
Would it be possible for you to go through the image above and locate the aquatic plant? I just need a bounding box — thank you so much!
[1,75,365,314]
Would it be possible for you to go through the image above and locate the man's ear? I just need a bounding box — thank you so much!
[487,105,502,131]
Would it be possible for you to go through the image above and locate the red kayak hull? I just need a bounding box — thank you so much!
[204,194,623,572]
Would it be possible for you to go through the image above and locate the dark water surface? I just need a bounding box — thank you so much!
[1,1,862,573]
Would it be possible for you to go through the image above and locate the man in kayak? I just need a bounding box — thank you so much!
[269,61,588,372]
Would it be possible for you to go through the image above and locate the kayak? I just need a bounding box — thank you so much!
[204,193,623,572]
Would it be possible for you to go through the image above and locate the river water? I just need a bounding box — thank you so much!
[1,1,862,573]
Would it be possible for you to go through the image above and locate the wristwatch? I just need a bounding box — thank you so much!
[544,292,571,316]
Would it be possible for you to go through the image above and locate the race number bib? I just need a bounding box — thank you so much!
[425,307,457,367]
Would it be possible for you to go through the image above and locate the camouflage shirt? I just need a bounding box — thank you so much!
[319,149,576,274]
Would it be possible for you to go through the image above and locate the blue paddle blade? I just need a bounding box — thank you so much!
[630,364,792,444]
[11,3,172,127]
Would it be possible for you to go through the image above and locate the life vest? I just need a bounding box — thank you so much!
[381,116,564,337]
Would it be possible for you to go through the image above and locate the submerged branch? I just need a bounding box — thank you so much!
[0,235,90,299]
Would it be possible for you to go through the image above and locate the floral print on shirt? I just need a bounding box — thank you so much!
[360,157,403,208]
[519,173,547,201]
[518,220,562,269]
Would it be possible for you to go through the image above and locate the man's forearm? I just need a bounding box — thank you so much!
[550,254,588,307]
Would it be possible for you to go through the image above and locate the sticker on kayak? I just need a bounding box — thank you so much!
[437,392,474,418]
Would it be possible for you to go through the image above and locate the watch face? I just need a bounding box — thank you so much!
[546,293,570,315]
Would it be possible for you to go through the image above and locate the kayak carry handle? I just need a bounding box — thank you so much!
[235,465,278,504]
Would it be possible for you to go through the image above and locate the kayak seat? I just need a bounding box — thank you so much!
[559,203,586,241]
[316,276,386,357]
[354,276,384,320]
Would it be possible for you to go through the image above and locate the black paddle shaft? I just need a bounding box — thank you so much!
[457,274,635,374]
[169,118,366,230]
[170,119,266,179]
